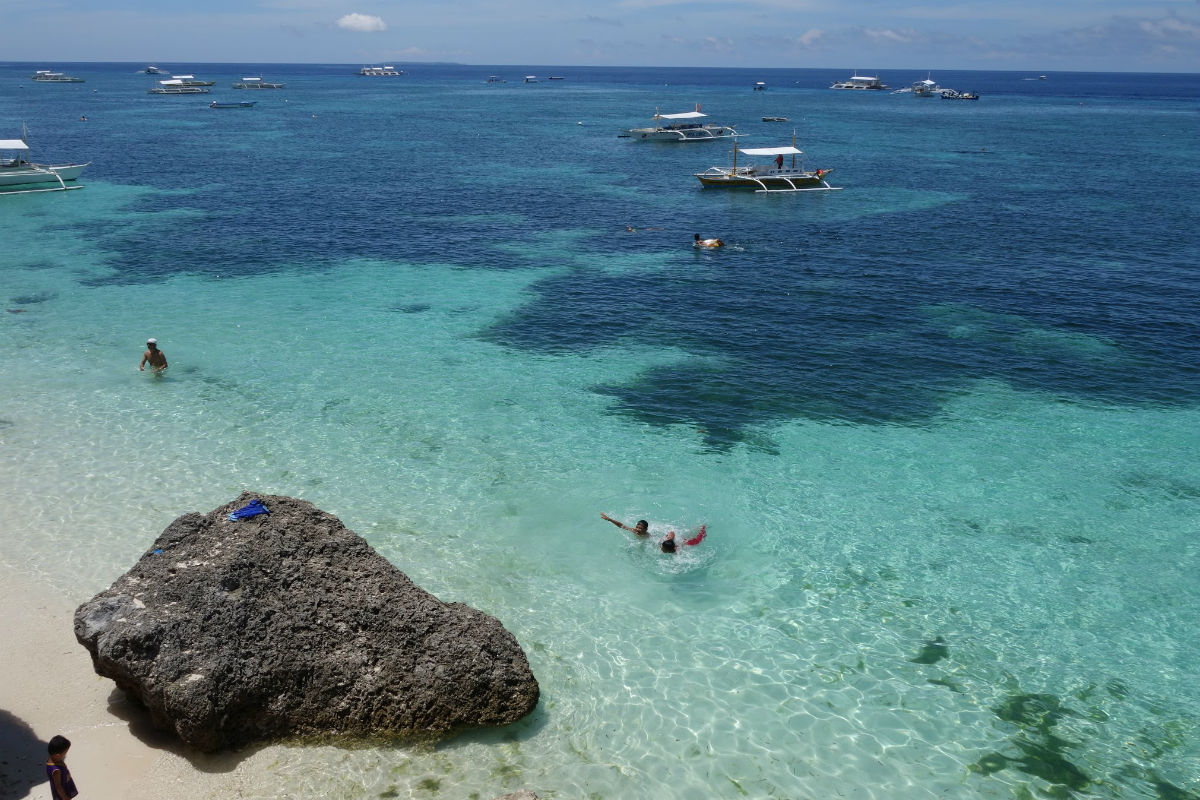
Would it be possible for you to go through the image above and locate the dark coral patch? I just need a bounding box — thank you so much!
[910,636,949,664]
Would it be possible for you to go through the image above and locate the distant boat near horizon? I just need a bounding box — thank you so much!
[31,70,84,83]
[148,79,210,94]
[232,76,285,89]
[830,72,887,90]
[168,74,215,86]
[359,66,403,76]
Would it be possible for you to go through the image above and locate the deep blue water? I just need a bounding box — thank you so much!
[5,63,1198,449]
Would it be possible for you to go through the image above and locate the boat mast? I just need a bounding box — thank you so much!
[791,130,797,170]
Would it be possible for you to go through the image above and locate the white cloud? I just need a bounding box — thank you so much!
[337,12,386,32]
[862,27,917,43]
[1137,14,1200,38]
[797,28,823,46]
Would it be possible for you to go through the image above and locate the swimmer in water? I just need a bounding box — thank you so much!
[660,531,677,553]
[600,513,649,537]
[694,233,724,248]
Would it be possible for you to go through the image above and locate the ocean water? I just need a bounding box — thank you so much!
[2,63,1199,799]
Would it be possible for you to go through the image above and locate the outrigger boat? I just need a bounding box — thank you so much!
[0,128,88,195]
[31,70,84,83]
[621,104,737,142]
[232,76,284,89]
[830,72,887,90]
[149,80,210,94]
[168,74,215,86]
[694,133,839,193]
[908,76,941,97]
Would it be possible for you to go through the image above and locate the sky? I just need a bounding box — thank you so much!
[2,0,1199,72]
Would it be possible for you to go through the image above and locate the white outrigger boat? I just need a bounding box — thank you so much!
[0,129,88,195]
[232,76,285,89]
[694,134,839,193]
[360,66,403,76]
[31,70,85,83]
[168,74,215,86]
[148,79,210,94]
[830,72,887,90]
[621,104,737,142]
[909,76,941,97]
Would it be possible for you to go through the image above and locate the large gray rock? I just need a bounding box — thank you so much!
[75,493,539,752]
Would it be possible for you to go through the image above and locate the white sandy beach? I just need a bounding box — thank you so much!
[0,566,253,800]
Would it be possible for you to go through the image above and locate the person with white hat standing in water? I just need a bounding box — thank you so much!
[139,337,168,373]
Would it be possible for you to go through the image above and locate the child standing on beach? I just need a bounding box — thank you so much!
[46,735,78,800]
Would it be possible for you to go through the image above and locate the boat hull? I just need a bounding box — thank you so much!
[623,125,736,142]
[0,163,88,187]
[694,167,834,191]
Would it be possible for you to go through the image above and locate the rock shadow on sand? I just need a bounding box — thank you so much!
[101,688,261,773]
[0,708,48,797]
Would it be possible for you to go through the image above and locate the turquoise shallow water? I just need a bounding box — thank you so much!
[2,64,1199,799]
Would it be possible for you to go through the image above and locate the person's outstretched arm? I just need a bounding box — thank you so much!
[600,513,633,532]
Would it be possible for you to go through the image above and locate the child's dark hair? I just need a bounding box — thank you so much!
[661,538,677,553]
[48,735,71,755]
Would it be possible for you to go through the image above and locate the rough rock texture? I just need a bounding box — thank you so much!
[74,493,539,752]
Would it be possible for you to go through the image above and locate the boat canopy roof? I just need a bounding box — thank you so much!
[0,139,30,150]
[739,146,803,156]
[160,79,184,85]
[657,111,706,120]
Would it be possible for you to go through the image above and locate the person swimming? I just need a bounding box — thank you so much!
[600,513,649,536]
[603,514,706,554]
[694,233,724,248]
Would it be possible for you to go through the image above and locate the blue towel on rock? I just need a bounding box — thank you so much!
[228,499,269,521]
